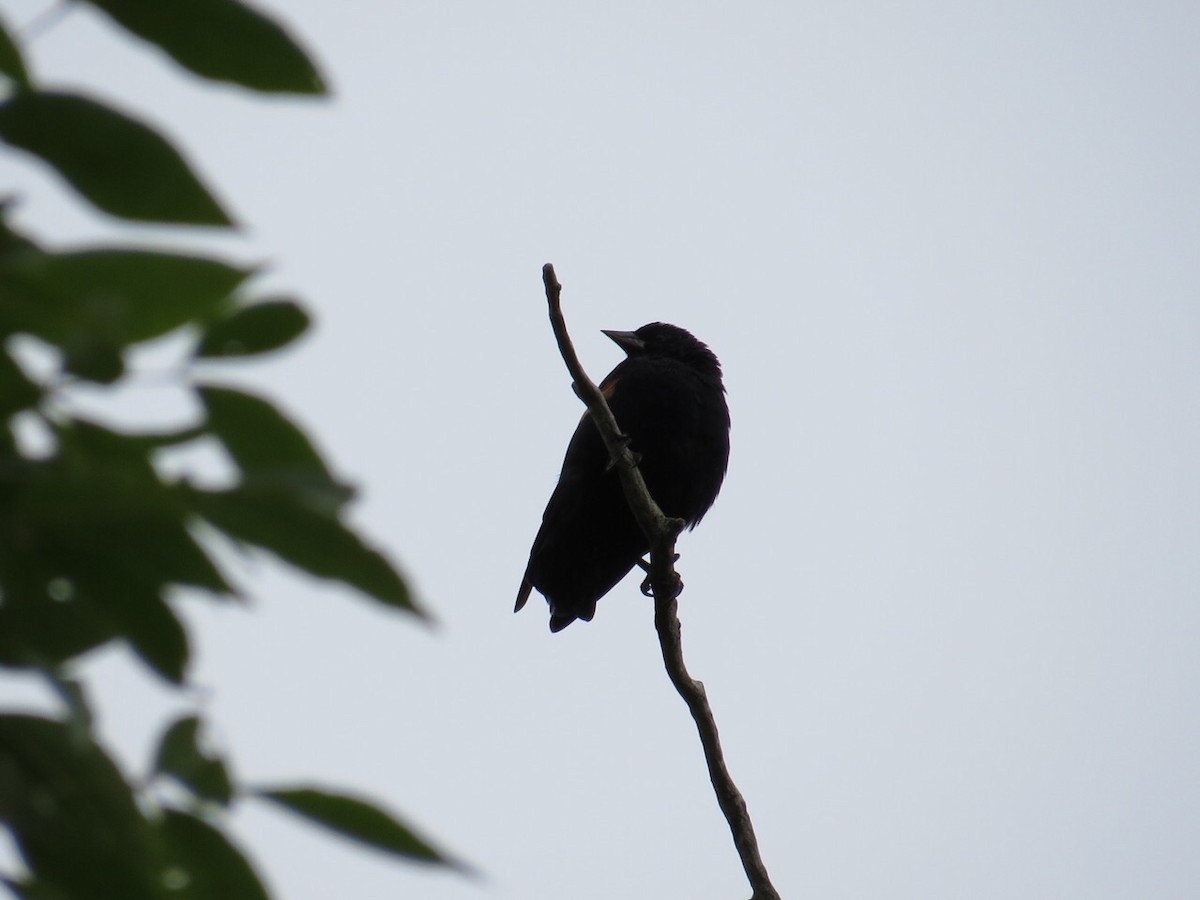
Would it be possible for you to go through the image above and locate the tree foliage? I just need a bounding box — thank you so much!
[0,3,458,896]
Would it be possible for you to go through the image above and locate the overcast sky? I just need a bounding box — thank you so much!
[2,1,1198,898]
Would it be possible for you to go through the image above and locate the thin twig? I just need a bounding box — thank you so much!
[541,265,684,551]
[541,263,780,900]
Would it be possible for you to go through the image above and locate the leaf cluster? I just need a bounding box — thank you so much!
[0,3,459,896]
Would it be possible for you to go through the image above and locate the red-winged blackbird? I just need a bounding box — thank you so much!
[515,323,730,631]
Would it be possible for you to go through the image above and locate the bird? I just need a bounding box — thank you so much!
[515,322,730,631]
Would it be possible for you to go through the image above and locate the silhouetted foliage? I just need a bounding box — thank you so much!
[0,4,458,896]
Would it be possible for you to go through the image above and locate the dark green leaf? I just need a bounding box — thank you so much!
[0,91,232,225]
[155,809,268,900]
[0,15,30,89]
[0,538,190,686]
[49,558,193,686]
[0,346,41,414]
[0,581,114,670]
[256,786,459,869]
[0,483,117,669]
[21,527,193,682]
[0,715,164,900]
[55,416,161,480]
[0,421,243,679]
[185,486,423,617]
[48,413,206,456]
[0,876,75,900]
[106,584,190,684]
[198,385,350,512]
[198,385,328,481]
[0,201,38,255]
[13,423,233,598]
[85,0,326,95]
[63,339,125,383]
[40,671,93,735]
[196,298,310,358]
[59,422,208,456]
[124,424,210,449]
[0,246,251,348]
[0,883,57,900]
[128,519,233,594]
[153,716,234,806]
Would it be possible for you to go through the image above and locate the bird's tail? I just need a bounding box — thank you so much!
[548,599,596,632]
[514,578,533,612]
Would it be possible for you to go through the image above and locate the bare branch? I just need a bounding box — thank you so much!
[541,263,780,900]
[541,264,684,553]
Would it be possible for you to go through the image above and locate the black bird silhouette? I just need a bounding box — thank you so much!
[516,323,730,631]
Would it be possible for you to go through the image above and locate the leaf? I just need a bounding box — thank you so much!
[54,416,162,481]
[105,583,190,685]
[0,15,30,89]
[31,543,194,686]
[9,541,193,686]
[85,0,326,95]
[63,339,125,383]
[0,245,250,381]
[0,346,41,414]
[0,247,251,346]
[197,385,328,481]
[255,787,461,870]
[93,514,232,595]
[120,424,210,450]
[155,810,268,900]
[0,91,232,225]
[40,671,93,735]
[196,298,310,358]
[185,485,423,617]
[0,577,114,671]
[0,468,119,669]
[198,385,350,512]
[153,716,234,806]
[0,421,243,680]
[15,423,232,598]
[22,540,193,684]
[0,715,164,900]
[0,876,74,900]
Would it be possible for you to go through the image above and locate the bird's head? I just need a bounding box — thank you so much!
[602,322,722,376]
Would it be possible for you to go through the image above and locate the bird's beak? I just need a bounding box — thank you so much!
[602,329,645,356]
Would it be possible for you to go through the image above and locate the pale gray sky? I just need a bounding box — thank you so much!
[2,1,1198,898]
